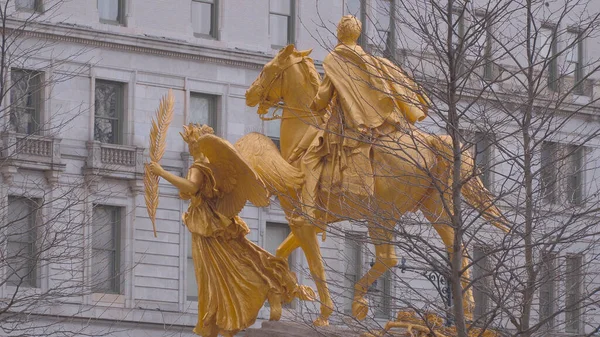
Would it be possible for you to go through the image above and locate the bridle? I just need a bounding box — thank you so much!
[256,57,315,121]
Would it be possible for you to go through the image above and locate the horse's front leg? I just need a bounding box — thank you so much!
[289,221,333,326]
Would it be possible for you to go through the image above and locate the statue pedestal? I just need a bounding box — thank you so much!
[244,321,362,337]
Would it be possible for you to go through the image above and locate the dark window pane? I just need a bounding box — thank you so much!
[98,0,121,22]
[11,69,41,134]
[7,197,38,287]
[565,255,583,333]
[16,0,35,10]
[92,249,117,293]
[270,0,291,15]
[92,205,121,294]
[190,93,216,128]
[95,81,123,144]
[540,142,557,203]
[192,1,213,36]
[270,14,289,46]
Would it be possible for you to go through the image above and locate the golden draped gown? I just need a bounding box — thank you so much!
[181,161,306,337]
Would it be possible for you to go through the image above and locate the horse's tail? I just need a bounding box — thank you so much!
[428,135,509,233]
[235,132,304,196]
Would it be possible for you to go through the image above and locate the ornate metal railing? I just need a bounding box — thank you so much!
[397,256,453,326]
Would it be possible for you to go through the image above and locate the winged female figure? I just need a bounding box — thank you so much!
[147,124,314,337]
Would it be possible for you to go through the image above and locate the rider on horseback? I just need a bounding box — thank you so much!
[297,15,432,221]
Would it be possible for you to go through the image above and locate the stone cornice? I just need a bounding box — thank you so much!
[7,18,273,70]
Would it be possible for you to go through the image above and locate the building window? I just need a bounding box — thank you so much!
[540,142,558,203]
[15,0,43,12]
[473,13,493,81]
[265,222,294,308]
[539,253,556,329]
[566,30,584,95]
[344,0,366,47]
[473,246,490,321]
[186,235,198,301]
[539,26,558,91]
[10,69,42,134]
[94,80,124,144]
[264,114,281,149]
[451,9,465,53]
[91,205,122,294]
[343,233,363,314]
[98,0,124,24]
[373,270,392,319]
[566,145,584,205]
[192,0,217,38]
[6,196,39,288]
[540,142,584,205]
[189,93,217,130]
[372,0,396,57]
[565,254,583,334]
[269,0,294,47]
[474,132,492,189]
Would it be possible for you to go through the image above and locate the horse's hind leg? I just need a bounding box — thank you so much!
[352,223,398,321]
[420,192,474,320]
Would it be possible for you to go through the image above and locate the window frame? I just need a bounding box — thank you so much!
[191,0,219,39]
[91,204,122,295]
[10,68,43,135]
[6,196,40,288]
[94,79,125,145]
[15,0,44,12]
[269,0,295,49]
[343,232,364,315]
[98,0,126,25]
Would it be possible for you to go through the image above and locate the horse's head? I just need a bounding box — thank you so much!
[246,44,314,115]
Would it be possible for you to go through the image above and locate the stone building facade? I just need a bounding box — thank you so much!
[1,0,600,336]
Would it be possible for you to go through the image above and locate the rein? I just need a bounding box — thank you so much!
[258,102,314,121]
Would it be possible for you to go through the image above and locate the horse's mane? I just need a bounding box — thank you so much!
[294,51,320,92]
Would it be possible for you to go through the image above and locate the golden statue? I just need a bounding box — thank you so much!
[242,15,509,327]
[146,122,314,337]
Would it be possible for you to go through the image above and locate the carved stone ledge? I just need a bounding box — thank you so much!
[84,141,144,181]
[0,132,66,185]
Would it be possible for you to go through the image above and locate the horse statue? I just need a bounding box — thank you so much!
[236,44,508,326]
